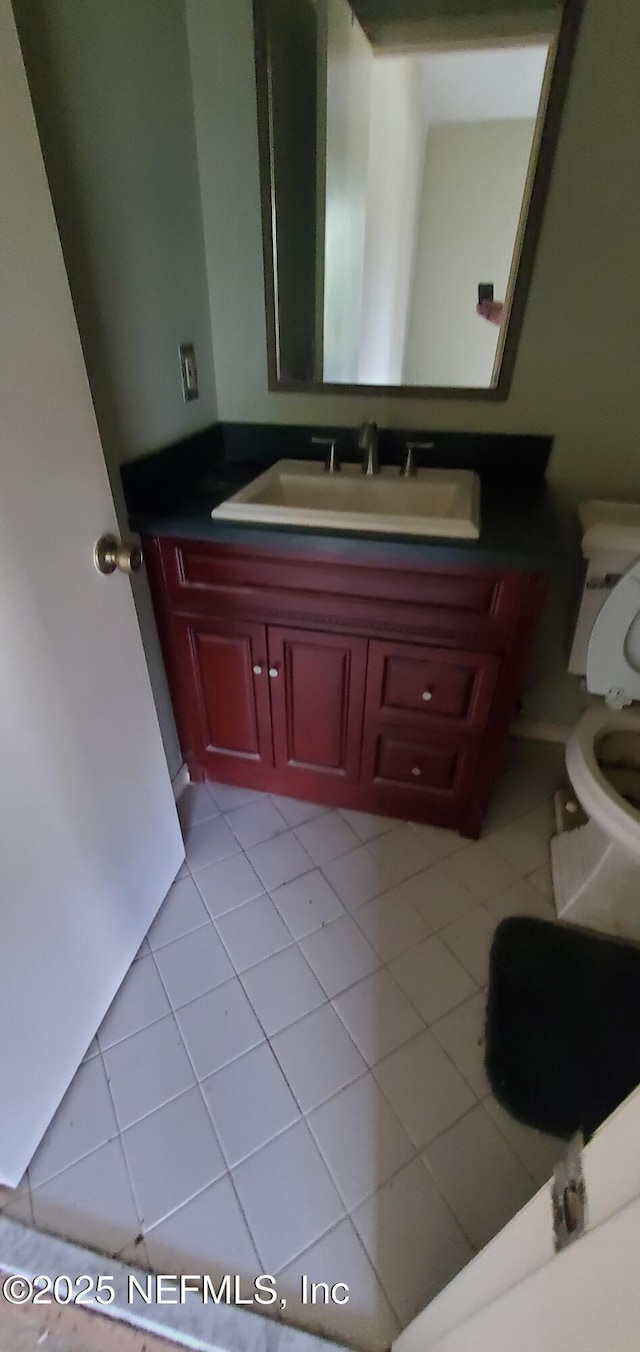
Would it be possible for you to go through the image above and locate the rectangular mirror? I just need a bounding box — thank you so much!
[253,0,583,398]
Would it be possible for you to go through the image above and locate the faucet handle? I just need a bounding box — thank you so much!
[358,421,380,476]
[311,435,341,474]
[358,420,377,448]
[401,440,435,477]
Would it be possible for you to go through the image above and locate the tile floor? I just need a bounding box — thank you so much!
[1,741,567,1352]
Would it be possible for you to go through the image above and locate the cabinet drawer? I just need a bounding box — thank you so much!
[362,727,481,804]
[365,640,500,735]
[153,538,525,651]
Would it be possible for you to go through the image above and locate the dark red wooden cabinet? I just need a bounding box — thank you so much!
[146,535,546,836]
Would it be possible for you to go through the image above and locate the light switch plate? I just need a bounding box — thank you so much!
[179,342,199,402]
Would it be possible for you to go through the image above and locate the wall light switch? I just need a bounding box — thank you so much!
[179,342,199,402]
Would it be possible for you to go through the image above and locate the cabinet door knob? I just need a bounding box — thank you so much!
[252,664,263,676]
[421,690,433,702]
[412,766,422,777]
[268,667,279,678]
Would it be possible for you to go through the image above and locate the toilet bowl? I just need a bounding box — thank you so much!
[552,510,640,941]
[552,706,640,940]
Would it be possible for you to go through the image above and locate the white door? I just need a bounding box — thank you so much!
[0,0,184,1187]
[394,1083,640,1352]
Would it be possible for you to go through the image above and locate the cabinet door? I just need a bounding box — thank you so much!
[172,614,274,770]
[267,627,367,781]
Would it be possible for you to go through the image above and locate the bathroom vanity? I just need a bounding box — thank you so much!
[145,530,545,836]
[125,426,568,838]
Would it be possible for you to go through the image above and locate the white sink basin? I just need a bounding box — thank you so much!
[212,460,480,539]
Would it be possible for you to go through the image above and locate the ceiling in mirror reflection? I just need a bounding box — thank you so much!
[257,0,575,396]
[417,47,548,121]
[349,0,561,46]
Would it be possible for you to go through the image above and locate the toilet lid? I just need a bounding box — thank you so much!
[587,559,640,707]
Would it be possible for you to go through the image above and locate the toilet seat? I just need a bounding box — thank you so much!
[586,559,640,706]
[554,507,640,939]
[566,705,640,859]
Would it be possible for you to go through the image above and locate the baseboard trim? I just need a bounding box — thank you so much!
[171,762,190,802]
[509,719,571,744]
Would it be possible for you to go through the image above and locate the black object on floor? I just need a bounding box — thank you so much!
[485,916,640,1140]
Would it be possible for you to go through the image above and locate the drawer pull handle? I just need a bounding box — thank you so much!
[252,664,264,676]
[268,667,279,678]
[412,766,422,777]
[421,690,433,702]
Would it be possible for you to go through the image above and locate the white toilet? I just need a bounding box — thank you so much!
[552,501,640,941]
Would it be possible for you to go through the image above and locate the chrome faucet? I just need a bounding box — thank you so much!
[312,435,341,474]
[358,421,380,476]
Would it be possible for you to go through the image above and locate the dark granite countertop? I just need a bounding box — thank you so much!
[122,424,573,573]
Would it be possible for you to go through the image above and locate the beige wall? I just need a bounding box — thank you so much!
[404,119,535,388]
[359,56,426,385]
[187,0,640,513]
[14,0,217,472]
[321,0,373,383]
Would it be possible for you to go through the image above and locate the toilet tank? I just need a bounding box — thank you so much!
[569,501,640,676]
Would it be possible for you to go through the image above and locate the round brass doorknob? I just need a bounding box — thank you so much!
[94,534,144,576]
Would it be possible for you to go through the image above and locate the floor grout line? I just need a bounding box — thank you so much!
[146,955,260,1258]
[154,905,353,1275]
[171,852,452,1292]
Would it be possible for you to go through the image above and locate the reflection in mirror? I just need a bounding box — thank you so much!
[254,0,582,397]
